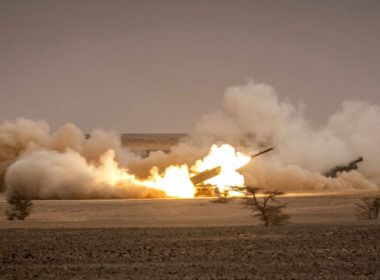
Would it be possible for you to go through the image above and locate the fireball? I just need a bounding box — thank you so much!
[192,144,251,193]
[94,144,251,198]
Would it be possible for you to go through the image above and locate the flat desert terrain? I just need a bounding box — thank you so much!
[0,193,379,279]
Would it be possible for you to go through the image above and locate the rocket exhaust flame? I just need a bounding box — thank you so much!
[95,144,252,198]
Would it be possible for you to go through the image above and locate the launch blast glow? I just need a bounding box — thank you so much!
[96,144,252,198]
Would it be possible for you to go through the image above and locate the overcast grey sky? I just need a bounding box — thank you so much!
[1,0,379,132]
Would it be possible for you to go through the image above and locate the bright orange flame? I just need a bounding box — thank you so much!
[193,144,251,194]
[94,144,251,198]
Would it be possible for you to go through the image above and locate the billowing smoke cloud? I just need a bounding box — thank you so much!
[193,81,380,191]
[5,149,165,199]
[0,119,165,198]
[1,80,379,198]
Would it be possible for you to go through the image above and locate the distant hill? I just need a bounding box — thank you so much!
[121,133,187,141]
[120,133,187,156]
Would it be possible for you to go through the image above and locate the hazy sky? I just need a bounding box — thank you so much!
[1,0,379,132]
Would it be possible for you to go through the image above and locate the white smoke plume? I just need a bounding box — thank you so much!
[0,119,165,198]
[5,149,164,199]
[193,81,380,192]
[0,80,379,198]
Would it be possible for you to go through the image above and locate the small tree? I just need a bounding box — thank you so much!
[5,192,33,220]
[212,187,230,203]
[355,197,380,220]
[232,186,289,226]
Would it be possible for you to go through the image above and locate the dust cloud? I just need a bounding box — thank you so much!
[1,81,379,198]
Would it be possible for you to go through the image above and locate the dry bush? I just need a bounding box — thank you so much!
[355,197,380,220]
[5,192,33,220]
[211,188,230,203]
[232,186,289,226]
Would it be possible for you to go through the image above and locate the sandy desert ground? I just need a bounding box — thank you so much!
[0,193,379,279]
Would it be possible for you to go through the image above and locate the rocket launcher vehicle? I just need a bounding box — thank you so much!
[190,147,274,186]
[190,166,222,185]
[324,156,364,178]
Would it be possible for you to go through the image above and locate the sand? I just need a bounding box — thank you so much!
[0,193,379,279]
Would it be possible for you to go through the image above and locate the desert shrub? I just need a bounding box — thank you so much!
[212,188,230,203]
[232,186,289,226]
[355,197,380,220]
[5,192,33,220]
